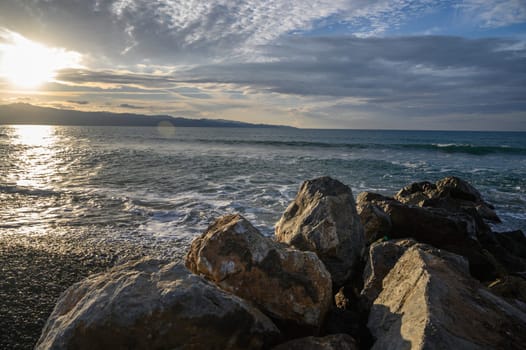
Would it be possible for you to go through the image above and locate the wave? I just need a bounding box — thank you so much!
[0,185,61,197]
[189,138,526,156]
[191,138,369,149]
[402,143,526,155]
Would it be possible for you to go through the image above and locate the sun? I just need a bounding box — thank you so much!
[0,31,82,88]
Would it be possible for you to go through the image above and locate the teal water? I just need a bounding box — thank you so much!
[1,125,524,253]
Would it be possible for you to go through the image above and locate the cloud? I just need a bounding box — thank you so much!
[119,103,145,109]
[51,35,526,125]
[175,36,526,113]
[6,1,522,66]
[67,100,89,105]
[1,1,525,129]
[458,0,526,28]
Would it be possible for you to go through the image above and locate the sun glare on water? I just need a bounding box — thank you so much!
[0,31,82,88]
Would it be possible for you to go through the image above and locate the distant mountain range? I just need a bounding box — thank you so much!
[0,103,289,128]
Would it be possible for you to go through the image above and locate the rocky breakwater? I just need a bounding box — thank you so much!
[37,176,526,349]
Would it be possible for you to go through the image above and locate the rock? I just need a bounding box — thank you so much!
[395,176,500,222]
[185,214,332,333]
[435,176,483,202]
[36,258,279,350]
[489,275,526,304]
[368,244,526,350]
[322,306,371,347]
[357,191,499,281]
[360,239,417,307]
[334,287,350,310]
[275,176,365,286]
[493,230,526,259]
[272,334,358,350]
[394,180,436,206]
[355,198,392,245]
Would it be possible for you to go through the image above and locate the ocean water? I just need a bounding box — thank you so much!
[1,125,525,256]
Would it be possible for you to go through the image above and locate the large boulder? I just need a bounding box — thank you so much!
[36,259,279,350]
[355,197,392,245]
[275,177,365,286]
[395,176,500,222]
[493,230,526,259]
[357,191,499,281]
[360,239,417,307]
[488,275,526,305]
[368,244,526,350]
[272,334,358,350]
[487,230,526,273]
[186,214,332,332]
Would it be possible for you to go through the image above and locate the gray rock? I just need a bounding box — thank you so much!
[395,176,500,222]
[368,245,526,350]
[360,239,417,307]
[357,191,499,281]
[356,194,392,245]
[272,334,358,350]
[186,214,332,332]
[275,176,365,286]
[37,258,279,350]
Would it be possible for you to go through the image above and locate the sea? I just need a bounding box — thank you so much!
[1,125,525,256]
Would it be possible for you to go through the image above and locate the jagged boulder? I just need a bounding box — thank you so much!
[368,244,526,350]
[360,239,417,307]
[493,230,526,259]
[186,214,332,332]
[275,176,364,286]
[395,176,500,222]
[357,191,499,281]
[489,275,526,305]
[36,258,279,350]
[355,198,392,245]
[272,334,358,350]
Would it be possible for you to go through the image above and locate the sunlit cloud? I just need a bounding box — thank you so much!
[0,29,83,88]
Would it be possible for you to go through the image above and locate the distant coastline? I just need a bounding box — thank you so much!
[0,103,291,128]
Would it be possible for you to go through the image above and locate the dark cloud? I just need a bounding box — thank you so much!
[174,36,526,117]
[56,69,177,88]
[67,100,89,105]
[119,103,145,109]
[49,34,526,124]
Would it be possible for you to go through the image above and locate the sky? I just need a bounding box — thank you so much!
[0,0,525,130]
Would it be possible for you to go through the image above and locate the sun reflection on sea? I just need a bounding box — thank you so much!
[11,125,59,188]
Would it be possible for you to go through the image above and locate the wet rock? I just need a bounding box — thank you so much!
[186,214,332,332]
[37,258,279,350]
[360,239,417,307]
[275,176,364,286]
[272,334,358,350]
[395,176,500,222]
[368,244,526,350]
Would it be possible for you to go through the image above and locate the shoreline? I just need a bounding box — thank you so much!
[0,234,185,349]
[0,236,116,349]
